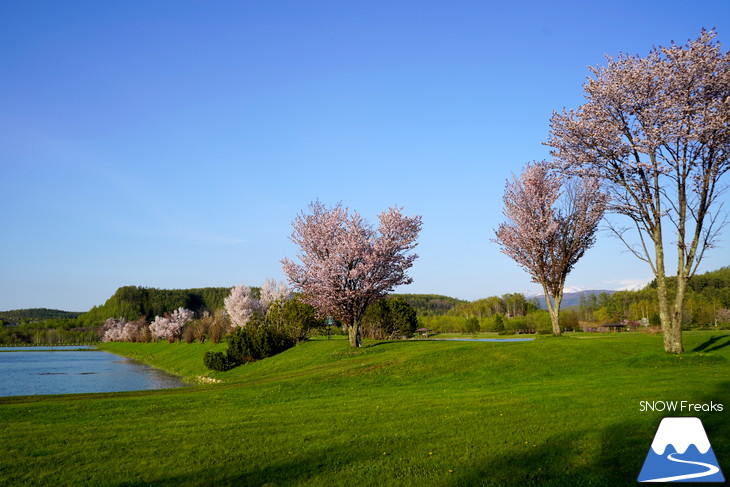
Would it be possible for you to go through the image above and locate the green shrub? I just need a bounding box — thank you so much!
[417,315,467,333]
[266,296,324,342]
[559,310,579,331]
[362,297,418,339]
[227,326,296,364]
[203,351,237,371]
[464,317,480,334]
[526,310,552,334]
[493,314,505,333]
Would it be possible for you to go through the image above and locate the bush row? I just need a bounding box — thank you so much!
[203,325,298,372]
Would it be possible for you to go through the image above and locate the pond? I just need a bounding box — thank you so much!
[0,347,186,397]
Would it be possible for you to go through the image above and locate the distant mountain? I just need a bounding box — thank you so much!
[530,290,617,309]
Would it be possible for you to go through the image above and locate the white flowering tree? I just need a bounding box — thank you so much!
[149,307,193,342]
[224,285,263,328]
[260,278,293,311]
[101,317,128,342]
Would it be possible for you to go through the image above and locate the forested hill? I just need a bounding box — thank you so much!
[390,294,467,316]
[0,289,465,327]
[79,285,248,324]
[84,289,466,321]
[4,265,728,327]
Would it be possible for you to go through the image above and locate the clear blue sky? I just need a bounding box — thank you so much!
[2,1,729,311]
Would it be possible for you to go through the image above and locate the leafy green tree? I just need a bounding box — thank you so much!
[362,297,418,338]
[493,314,505,333]
[464,317,480,335]
[265,296,323,342]
[388,297,418,337]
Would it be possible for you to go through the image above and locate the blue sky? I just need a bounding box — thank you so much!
[1,1,729,311]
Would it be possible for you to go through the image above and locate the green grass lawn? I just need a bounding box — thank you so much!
[1,332,728,486]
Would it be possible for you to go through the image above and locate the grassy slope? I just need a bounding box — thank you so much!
[1,332,728,486]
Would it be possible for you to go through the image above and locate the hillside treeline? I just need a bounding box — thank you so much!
[0,308,81,323]
[393,294,466,316]
[1,266,728,343]
[415,293,546,334]
[418,267,730,334]
[575,266,730,326]
[81,286,245,323]
[0,286,246,345]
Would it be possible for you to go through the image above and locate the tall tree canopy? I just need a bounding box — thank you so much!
[282,201,422,347]
[494,161,607,335]
[548,29,730,353]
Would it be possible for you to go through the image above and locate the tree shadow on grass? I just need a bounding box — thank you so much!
[108,382,730,487]
[111,438,381,487]
[444,381,730,487]
[439,422,649,487]
[693,335,730,353]
[697,380,730,476]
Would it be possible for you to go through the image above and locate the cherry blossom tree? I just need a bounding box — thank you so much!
[171,307,194,328]
[149,316,172,341]
[149,307,193,342]
[282,201,422,347]
[548,30,730,353]
[224,284,263,328]
[494,161,607,335]
[101,317,152,342]
[101,317,127,342]
[259,278,293,311]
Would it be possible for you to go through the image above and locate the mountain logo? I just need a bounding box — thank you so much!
[638,417,725,482]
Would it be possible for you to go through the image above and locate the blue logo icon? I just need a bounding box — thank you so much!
[638,417,725,482]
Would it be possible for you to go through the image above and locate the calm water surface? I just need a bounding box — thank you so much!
[0,347,186,397]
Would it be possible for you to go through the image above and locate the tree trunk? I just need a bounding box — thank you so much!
[541,284,562,336]
[669,275,687,354]
[348,321,362,348]
[653,238,676,353]
[549,291,563,336]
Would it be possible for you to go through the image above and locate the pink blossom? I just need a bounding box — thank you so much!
[547,29,729,353]
[149,307,193,341]
[494,162,607,335]
[282,201,422,347]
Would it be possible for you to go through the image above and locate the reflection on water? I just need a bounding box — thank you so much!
[0,349,186,397]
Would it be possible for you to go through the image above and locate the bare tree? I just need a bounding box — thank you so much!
[494,161,607,335]
[282,201,422,347]
[548,30,730,353]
